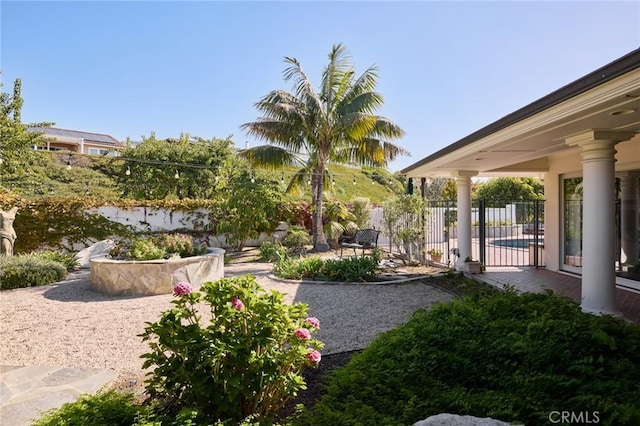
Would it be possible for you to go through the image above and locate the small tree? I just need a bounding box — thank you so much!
[351,196,372,229]
[382,194,427,264]
[323,199,358,248]
[0,78,52,181]
[214,170,283,251]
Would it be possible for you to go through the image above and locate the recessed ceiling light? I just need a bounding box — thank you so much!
[610,108,637,116]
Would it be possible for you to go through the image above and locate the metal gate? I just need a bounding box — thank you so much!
[424,199,545,267]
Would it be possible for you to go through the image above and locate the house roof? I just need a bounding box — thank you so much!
[27,127,122,147]
[402,48,640,177]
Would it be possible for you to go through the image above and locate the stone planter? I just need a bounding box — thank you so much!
[430,254,443,263]
[90,247,225,296]
[465,261,482,274]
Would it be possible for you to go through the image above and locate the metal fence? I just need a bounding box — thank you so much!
[422,199,545,267]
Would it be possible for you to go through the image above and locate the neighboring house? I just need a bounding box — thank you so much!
[26,127,123,155]
[402,49,640,317]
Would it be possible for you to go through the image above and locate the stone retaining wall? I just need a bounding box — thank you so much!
[90,248,225,296]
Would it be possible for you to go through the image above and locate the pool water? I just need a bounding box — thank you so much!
[490,239,543,248]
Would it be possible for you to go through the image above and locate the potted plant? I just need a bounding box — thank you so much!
[464,256,483,274]
[427,248,443,263]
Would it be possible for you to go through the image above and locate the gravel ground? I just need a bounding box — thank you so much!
[0,262,453,393]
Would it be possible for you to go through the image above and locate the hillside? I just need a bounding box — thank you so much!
[2,153,405,205]
[266,164,405,205]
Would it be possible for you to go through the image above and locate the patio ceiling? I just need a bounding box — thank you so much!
[403,49,640,178]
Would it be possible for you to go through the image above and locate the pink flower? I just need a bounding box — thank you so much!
[294,328,311,340]
[304,317,320,329]
[306,349,321,364]
[173,281,193,296]
[231,297,244,311]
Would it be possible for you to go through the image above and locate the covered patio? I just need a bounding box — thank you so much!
[403,48,640,318]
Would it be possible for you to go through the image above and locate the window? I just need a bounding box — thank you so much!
[88,147,116,156]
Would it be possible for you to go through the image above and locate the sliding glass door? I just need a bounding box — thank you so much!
[563,177,583,271]
[562,172,640,282]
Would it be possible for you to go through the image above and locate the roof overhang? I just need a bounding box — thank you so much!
[402,49,640,178]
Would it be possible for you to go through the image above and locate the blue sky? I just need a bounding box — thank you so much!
[2,1,639,172]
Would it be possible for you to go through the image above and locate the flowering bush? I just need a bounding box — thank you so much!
[172,281,192,296]
[140,275,323,424]
[304,316,320,328]
[294,328,311,340]
[231,296,244,311]
[307,349,322,364]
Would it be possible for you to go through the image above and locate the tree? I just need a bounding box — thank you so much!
[213,170,284,251]
[0,78,51,180]
[351,196,372,228]
[382,194,427,264]
[115,133,239,200]
[474,177,544,206]
[323,198,358,248]
[421,177,457,200]
[240,44,408,251]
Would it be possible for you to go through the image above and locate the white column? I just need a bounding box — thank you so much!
[454,171,477,270]
[620,171,639,266]
[566,130,635,316]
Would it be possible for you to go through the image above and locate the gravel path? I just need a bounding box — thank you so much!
[0,263,453,390]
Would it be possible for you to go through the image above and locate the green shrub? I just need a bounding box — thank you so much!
[110,234,207,261]
[140,275,323,424]
[274,252,380,282]
[321,255,379,282]
[0,254,67,290]
[128,237,166,261]
[305,291,640,425]
[274,256,324,280]
[273,256,299,279]
[259,240,288,263]
[297,256,325,280]
[32,250,79,271]
[156,233,207,258]
[281,226,311,257]
[32,390,143,426]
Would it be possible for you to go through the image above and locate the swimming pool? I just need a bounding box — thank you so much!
[490,238,543,249]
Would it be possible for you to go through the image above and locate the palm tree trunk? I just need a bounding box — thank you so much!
[312,166,330,252]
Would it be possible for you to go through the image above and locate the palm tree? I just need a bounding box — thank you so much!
[240,44,408,252]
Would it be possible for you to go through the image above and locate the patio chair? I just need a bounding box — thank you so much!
[340,228,380,258]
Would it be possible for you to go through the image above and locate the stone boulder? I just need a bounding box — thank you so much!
[75,239,115,269]
[414,414,520,426]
